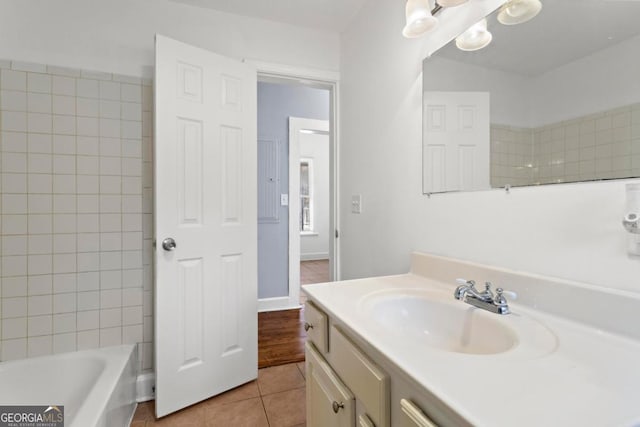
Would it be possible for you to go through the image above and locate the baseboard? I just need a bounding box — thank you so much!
[300,252,329,261]
[136,372,155,402]
[258,296,302,312]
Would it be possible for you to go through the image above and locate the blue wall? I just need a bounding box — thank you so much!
[257,81,330,299]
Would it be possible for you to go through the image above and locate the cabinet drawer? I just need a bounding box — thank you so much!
[304,301,329,353]
[330,325,390,427]
[358,414,375,427]
[400,399,438,427]
[306,342,355,427]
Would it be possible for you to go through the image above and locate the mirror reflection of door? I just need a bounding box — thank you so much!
[423,91,490,193]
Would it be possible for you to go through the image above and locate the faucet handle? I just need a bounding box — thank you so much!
[455,278,475,288]
[494,287,518,303]
[494,288,507,305]
[493,288,512,315]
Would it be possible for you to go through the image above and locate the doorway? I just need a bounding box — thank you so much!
[256,74,338,313]
[289,117,331,305]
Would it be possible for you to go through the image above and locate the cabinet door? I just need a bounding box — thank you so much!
[306,342,355,427]
[400,399,438,427]
[330,326,389,427]
[358,414,376,427]
[305,301,329,353]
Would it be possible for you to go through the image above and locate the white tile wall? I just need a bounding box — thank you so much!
[491,103,640,187]
[0,60,153,371]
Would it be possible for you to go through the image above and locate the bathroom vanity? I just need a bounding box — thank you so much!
[302,252,640,426]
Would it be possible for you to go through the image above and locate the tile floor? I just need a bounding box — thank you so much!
[131,362,306,426]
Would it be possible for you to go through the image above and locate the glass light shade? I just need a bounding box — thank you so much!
[497,0,542,25]
[437,0,468,7]
[402,0,438,38]
[455,18,493,51]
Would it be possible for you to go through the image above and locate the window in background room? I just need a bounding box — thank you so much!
[300,159,313,232]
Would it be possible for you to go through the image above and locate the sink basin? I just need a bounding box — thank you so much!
[360,291,516,354]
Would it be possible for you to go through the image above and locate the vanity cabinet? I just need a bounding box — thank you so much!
[399,399,438,427]
[304,301,329,353]
[304,302,390,427]
[305,300,468,427]
[329,325,390,427]
[306,342,355,427]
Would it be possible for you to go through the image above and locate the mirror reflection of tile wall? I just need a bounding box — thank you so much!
[491,103,640,188]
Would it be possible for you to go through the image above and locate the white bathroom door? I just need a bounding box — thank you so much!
[423,91,490,193]
[154,34,258,417]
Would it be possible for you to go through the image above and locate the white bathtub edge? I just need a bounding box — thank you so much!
[136,372,156,402]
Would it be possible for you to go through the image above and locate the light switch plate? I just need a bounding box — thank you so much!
[351,194,362,214]
[281,194,289,206]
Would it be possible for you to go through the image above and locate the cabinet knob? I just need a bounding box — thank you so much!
[304,322,313,332]
[332,401,344,414]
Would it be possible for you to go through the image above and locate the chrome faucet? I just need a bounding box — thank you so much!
[454,279,511,315]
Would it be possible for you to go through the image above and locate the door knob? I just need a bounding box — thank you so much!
[162,238,177,251]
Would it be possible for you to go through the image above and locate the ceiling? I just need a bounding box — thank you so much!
[435,0,640,76]
[169,0,369,32]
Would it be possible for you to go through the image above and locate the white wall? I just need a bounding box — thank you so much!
[0,0,340,77]
[340,0,640,294]
[300,133,330,260]
[529,33,640,127]
[423,56,531,128]
[425,33,640,129]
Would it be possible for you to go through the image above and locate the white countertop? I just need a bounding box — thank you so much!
[303,254,640,427]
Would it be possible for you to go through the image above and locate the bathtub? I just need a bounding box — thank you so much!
[0,344,137,427]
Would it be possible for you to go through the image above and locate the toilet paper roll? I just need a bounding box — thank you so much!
[622,212,639,233]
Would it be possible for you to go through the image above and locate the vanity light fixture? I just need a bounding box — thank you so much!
[497,0,542,25]
[402,0,438,38]
[437,0,468,7]
[455,18,493,51]
[402,0,472,39]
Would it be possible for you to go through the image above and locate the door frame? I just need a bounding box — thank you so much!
[251,61,340,312]
[288,117,330,309]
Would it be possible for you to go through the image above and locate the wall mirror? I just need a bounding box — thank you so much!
[422,0,640,194]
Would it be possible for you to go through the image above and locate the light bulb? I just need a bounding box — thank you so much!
[455,18,493,51]
[497,0,542,25]
[506,1,528,18]
[403,0,438,38]
[437,0,468,7]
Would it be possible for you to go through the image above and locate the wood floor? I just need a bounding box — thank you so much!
[300,259,330,285]
[258,308,306,369]
[257,260,330,369]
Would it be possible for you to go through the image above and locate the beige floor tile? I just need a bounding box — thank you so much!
[258,363,306,396]
[201,380,260,408]
[297,361,306,378]
[262,387,306,427]
[146,402,205,426]
[204,397,269,427]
